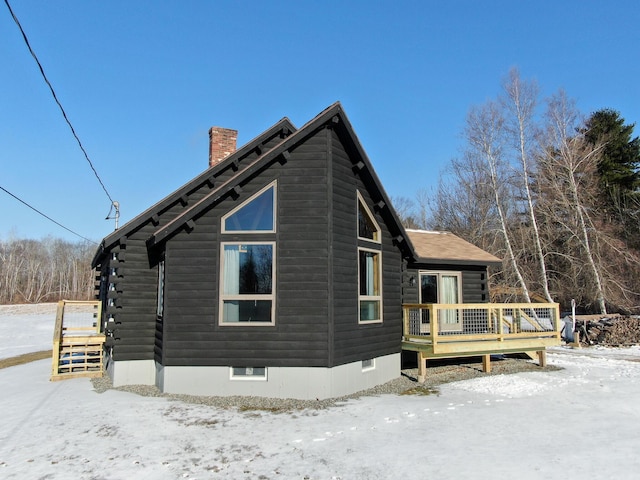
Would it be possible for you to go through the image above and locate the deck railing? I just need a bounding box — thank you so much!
[402,302,561,356]
[51,300,105,381]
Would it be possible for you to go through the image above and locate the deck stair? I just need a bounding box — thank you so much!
[51,300,105,381]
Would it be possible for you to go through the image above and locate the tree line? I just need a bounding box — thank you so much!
[0,237,96,304]
[396,69,640,315]
[3,70,638,314]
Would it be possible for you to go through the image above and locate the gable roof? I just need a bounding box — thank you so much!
[146,102,413,255]
[92,117,296,267]
[93,102,501,270]
[406,229,502,266]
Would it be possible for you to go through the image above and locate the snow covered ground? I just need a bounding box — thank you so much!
[0,303,56,359]
[1,306,640,479]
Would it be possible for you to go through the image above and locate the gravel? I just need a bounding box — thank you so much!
[91,356,560,412]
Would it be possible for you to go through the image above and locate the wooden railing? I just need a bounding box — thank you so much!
[51,300,105,381]
[402,302,561,381]
[402,302,562,356]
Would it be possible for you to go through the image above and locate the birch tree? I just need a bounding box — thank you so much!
[540,91,608,314]
[465,101,532,302]
[501,68,553,302]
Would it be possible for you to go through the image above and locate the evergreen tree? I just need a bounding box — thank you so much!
[583,109,640,194]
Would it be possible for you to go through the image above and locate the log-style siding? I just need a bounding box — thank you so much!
[401,264,490,305]
[160,128,331,367]
[94,104,495,376]
[330,128,402,366]
[95,125,294,364]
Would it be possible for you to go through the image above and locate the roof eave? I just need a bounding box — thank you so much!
[96,117,297,252]
[413,256,502,267]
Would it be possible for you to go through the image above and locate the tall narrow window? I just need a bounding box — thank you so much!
[156,260,165,319]
[222,182,276,233]
[358,248,382,323]
[357,192,382,323]
[220,243,275,325]
[220,182,277,326]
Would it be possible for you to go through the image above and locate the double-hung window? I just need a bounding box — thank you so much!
[357,192,383,324]
[219,182,277,326]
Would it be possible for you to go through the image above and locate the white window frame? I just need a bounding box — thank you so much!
[358,246,383,324]
[221,181,277,234]
[229,366,268,381]
[357,191,381,243]
[362,358,375,372]
[219,241,276,326]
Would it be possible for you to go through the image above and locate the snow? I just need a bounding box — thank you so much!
[2,306,640,479]
[0,303,56,359]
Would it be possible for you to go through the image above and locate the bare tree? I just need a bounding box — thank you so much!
[0,237,95,304]
[465,101,532,302]
[540,91,608,314]
[391,195,423,229]
[501,68,554,302]
[426,154,501,252]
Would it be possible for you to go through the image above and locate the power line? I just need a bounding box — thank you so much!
[0,185,97,244]
[4,0,116,207]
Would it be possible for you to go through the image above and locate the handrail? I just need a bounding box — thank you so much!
[51,300,105,381]
[403,302,561,345]
[403,302,561,381]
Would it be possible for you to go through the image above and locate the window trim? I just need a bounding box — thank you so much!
[221,181,277,234]
[230,366,268,381]
[356,191,381,244]
[419,270,463,332]
[362,358,376,372]
[358,246,383,324]
[219,241,276,327]
[156,259,165,319]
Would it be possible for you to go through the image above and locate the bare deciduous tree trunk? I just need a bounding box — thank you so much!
[466,101,532,303]
[502,68,554,303]
[542,91,608,314]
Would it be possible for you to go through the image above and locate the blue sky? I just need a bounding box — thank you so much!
[1,1,639,243]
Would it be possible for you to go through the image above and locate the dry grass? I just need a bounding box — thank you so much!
[0,350,52,370]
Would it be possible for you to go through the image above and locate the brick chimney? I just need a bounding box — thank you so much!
[209,127,238,167]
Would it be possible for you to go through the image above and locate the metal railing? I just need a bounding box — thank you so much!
[402,302,561,355]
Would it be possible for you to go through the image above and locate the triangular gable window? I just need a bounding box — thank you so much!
[222,182,276,233]
[357,191,380,243]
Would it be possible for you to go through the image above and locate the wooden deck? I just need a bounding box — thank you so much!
[51,300,105,381]
[402,302,561,381]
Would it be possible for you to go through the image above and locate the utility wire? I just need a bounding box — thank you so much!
[4,0,115,206]
[0,185,97,244]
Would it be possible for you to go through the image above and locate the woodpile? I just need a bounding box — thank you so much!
[573,316,640,346]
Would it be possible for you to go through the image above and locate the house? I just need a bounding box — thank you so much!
[92,102,508,400]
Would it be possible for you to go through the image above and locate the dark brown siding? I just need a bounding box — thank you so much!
[97,126,293,363]
[161,128,331,367]
[402,264,490,304]
[108,233,158,361]
[330,128,403,366]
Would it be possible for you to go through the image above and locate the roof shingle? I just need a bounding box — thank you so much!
[406,229,501,265]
